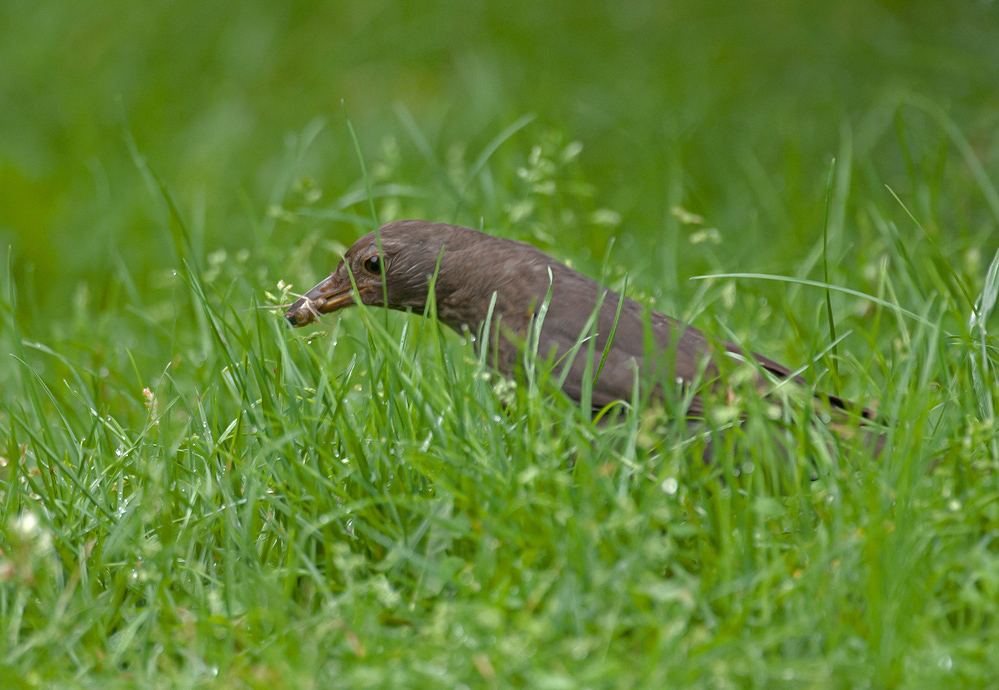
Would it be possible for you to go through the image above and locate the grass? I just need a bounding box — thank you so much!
[3,1,999,687]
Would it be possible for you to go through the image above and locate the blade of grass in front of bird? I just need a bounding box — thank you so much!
[970,248,999,424]
[594,276,627,389]
[822,156,841,390]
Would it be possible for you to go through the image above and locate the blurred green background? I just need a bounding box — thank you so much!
[3,0,997,316]
[4,2,999,686]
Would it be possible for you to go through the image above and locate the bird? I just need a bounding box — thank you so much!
[284,219,882,451]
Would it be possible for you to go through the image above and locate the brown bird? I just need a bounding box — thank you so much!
[285,219,881,447]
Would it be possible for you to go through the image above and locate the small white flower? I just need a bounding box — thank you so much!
[14,512,39,539]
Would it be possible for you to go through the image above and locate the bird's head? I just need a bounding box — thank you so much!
[284,220,460,327]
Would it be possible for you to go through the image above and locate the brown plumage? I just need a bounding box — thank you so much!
[285,219,881,446]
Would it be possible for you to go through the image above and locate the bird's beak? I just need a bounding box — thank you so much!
[284,271,356,327]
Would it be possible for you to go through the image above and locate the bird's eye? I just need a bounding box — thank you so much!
[362,256,382,274]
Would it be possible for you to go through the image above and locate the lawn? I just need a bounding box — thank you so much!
[2,1,999,688]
